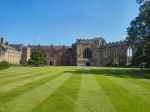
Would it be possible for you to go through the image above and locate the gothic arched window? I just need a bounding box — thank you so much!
[83,48,92,58]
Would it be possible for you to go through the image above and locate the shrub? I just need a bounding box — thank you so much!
[0,61,10,70]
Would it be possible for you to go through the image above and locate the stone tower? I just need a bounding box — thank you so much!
[75,39,102,66]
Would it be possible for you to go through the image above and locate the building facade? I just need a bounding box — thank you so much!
[0,37,140,66]
[0,38,22,64]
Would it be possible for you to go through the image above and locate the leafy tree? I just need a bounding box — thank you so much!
[127,0,150,66]
[20,59,25,65]
[28,50,47,66]
[93,37,106,44]
[136,0,148,4]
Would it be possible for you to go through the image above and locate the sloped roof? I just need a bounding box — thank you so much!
[0,45,4,51]
[28,45,72,51]
[9,44,22,51]
[27,45,38,50]
[0,44,19,51]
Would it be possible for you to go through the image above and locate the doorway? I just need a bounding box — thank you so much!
[50,61,53,66]
[86,62,90,66]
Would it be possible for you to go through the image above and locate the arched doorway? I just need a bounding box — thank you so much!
[50,61,53,66]
[86,62,90,66]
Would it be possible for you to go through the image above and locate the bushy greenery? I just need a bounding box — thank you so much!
[28,50,47,66]
[0,61,10,70]
[127,0,150,66]
[20,59,25,65]
[93,37,106,44]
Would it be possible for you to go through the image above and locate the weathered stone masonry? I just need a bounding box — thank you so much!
[0,37,140,66]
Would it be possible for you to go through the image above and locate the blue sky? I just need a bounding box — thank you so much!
[0,0,139,46]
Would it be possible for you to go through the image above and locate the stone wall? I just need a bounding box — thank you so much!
[1,37,141,66]
[98,40,140,66]
[0,49,21,64]
[75,39,101,66]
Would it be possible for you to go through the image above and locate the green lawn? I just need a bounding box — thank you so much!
[0,66,150,112]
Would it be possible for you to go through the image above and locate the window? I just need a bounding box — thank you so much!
[83,48,92,58]
[105,50,108,58]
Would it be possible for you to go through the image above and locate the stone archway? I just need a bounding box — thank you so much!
[49,57,55,66]
[50,61,53,66]
[86,62,90,66]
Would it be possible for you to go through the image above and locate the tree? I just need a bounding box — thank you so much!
[28,50,47,66]
[20,59,25,65]
[93,37,106,44]
[126,0,150,66]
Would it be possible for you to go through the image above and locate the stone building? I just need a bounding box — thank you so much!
[27,45,73,66]
[97,40,140,66]
[0,37,140,66]
[0,38,22,64]
[72,39,140,66]
[73,39,102,66]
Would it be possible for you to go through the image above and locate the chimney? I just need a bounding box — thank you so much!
[1,37,4,44]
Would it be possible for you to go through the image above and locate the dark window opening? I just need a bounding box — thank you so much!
[83,48,92,58]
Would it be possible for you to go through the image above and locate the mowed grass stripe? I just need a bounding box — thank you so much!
[107,76,150,104]
[138,79,150,83]
[124,78,150,90]
[0,67,39,78]
[0,71,68,104]
[31,69,82,112]
[0,67,71,91]
[0,68,64,86]
[0,66,65,79]
[0,67,74,104]
[94,70,150,112]
[74,67,115,112]
[0,72,73,112]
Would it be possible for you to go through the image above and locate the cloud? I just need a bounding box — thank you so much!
[37,37,41,40]
[120,35,127,39]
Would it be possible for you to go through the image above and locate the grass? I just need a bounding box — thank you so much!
[0,66,150,112]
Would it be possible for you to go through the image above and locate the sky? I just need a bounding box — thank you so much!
[0,0,139,46]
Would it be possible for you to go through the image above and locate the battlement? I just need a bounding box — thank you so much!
[104,40,127,46]
[77,39,94,42]
[76,39,101,44]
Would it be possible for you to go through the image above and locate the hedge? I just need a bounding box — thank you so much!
[0,61,10,70]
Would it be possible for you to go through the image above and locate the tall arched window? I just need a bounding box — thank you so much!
[83,48,92,58]
[127,47,132,63]
[114,48,118,64]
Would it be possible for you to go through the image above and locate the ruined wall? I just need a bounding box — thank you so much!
[99,40,140,66]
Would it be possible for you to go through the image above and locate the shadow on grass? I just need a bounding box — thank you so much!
[64,68,150,79]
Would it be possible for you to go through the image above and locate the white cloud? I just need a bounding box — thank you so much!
[120,35,127,39]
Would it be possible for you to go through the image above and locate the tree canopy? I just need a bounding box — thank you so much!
[28,50,47,66]
[93,37,106,44]
[126,0,150,66]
